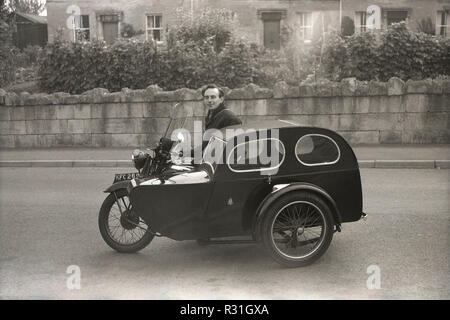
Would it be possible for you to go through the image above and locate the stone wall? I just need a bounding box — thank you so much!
[0,78,449,148]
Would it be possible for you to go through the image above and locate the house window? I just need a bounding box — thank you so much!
[436,10,449,37]
[386,10,408,25]
[298,12,313,40]
[146,14,162,41]
[355,11,367,33]
[73,15,90,41]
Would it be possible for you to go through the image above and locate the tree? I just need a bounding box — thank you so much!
[1,0,13,45]
[167,7,236,52]
[1,0,16,87]
[7,0,45,15]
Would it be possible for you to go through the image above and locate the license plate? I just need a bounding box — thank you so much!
[113,172,139,183]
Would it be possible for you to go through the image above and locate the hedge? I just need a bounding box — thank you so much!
[322,22,450,82]
[37,7,258,94]
[37,22,450,94]
[37,37,259,94]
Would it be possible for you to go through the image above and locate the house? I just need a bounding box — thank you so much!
[45,0,343,48]
[46,0,189,44]
[13,11,48,49]
[46,0,449,48]
[342,0,450,36]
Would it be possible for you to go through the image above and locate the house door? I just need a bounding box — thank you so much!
[103,21,118,44]
[262,12,281,50]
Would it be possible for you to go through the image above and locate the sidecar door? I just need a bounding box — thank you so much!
[129,166,215,240]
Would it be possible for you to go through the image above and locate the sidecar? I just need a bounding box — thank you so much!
[99,120,365,267]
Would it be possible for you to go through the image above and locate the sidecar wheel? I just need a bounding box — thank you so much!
[260,191,334,268]
[99,189,154,253]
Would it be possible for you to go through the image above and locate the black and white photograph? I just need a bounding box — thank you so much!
[0,0,449,305]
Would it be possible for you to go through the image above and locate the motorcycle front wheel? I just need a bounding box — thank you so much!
[98,189,154,253]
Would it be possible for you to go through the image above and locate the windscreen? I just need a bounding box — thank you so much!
[164,103,188,139]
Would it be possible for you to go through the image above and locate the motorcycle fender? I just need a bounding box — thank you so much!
[252,183,342,242]
[104,181,131,194]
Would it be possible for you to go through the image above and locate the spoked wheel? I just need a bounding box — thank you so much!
[261,192,334,267]
[99,189,154,253]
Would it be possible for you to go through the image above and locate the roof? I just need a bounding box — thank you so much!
[222,119,302,132]
[213,119,307,140]
[210,119,314,140]
[14,12,47,24]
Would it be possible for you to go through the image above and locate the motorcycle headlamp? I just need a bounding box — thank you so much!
[132,149,148,171]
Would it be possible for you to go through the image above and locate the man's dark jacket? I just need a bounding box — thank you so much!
[192,102,242,159]
[205,102,242,131]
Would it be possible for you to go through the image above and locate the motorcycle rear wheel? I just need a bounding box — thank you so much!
[99,189,154,253]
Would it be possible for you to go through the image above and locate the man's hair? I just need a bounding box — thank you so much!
[202,84,225,98]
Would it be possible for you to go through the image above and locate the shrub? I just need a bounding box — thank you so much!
[0,46,16,87]
[215,38,254,88]
[0,6,15,87]
[168,7,236,52]
[153,37,254,90]
[1,9,41,88]
[38,38,158,94]
[345,31,379,81]
[413,32,450,79]
[376,22,419,81]
[103,40,158,92]
[322,31,350,81]
[291,41,323,82]
[37,36,257,93]
[271,23,322,85]
[37,15,449,94]
[241,43,293,88]
[322,22,450,81]
[158,38,216,91]
[37,7,263,93]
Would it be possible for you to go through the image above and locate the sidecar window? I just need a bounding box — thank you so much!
[295,134,340,166]
[227,138,285,173]
[202,136,226,173]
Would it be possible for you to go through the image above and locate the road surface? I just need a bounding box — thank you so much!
[0,167,448,299]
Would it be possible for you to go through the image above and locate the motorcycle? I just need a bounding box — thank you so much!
[98,103,191,253]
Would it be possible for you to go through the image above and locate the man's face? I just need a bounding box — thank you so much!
[203,88,224,110]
